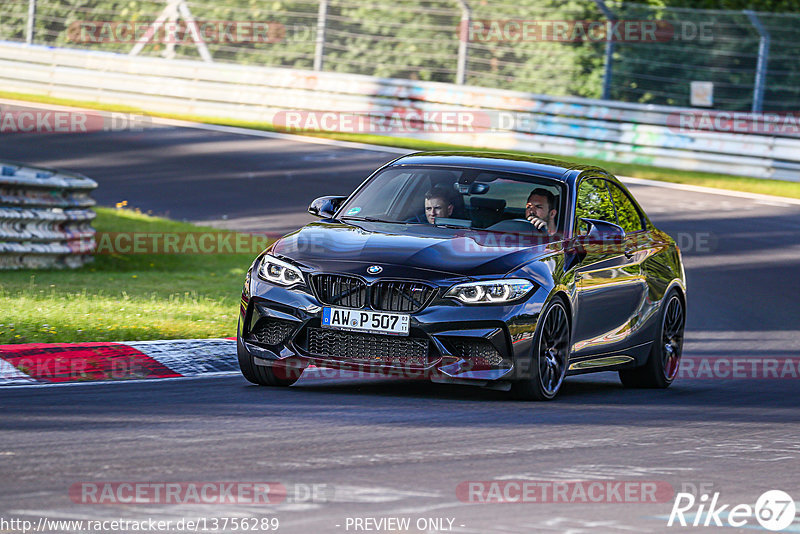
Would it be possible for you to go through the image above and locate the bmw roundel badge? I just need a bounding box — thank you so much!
[367,265,383,274]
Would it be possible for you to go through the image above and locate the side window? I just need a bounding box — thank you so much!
[574,178,616,235]
[607,182,645,233]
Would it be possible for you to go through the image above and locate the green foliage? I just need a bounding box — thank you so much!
[464,0,606,95]
[1,0,798,108]
[0,0,608,97]
[619,0,800,11]
[608,3,800,110]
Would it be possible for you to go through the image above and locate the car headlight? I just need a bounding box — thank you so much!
[445,279,534,304]
[258,255,305,287]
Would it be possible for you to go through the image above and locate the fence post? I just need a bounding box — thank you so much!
[455,0,471,85]
[130,0,212,61]
[744,10,770,113]
[25,0,36,44]
[594,0,615,101]
[313,0,329,71]
[177,0,213,62]
[130,0,178,57]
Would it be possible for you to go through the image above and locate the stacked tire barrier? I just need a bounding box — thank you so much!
[0,161,97,269]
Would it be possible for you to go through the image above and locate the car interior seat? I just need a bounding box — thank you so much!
[469,197,506,228]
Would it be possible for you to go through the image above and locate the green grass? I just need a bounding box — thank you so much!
[0,208,256,344]
[3,90,800,200]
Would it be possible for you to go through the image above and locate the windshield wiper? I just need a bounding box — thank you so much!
[342,216,395,223]
[434,223,472,230]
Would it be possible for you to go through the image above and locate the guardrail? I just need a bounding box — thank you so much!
[0,160,96,269]
[0,41,798,181]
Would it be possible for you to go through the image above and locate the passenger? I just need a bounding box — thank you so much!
[526,188,558,236]
[424,186,455,224]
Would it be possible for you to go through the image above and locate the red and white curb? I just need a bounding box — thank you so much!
[0,338,238,386]
[5,338,799,387]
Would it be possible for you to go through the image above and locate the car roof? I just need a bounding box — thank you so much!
[388,151,603,182]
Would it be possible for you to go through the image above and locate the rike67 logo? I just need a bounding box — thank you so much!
[668,490,796,531]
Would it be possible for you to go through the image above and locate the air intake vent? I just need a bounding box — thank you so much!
[312,274,367,308]
[307,327,430,367]
[371,281,436,312]
[449,339,505,367]
[249,318,297,346]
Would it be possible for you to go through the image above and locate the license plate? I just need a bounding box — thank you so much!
[322,307,409,336]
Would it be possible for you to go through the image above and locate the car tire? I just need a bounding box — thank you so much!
[619,289,685,389]
[511,297,571,401]
[237,337,301,387]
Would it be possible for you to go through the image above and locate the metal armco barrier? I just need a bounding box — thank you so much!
[0,42,798,181]
[0,160,97,269]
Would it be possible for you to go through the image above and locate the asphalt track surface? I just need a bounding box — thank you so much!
[2,123,800,533]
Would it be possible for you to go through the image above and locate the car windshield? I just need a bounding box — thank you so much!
[338,166,566,236]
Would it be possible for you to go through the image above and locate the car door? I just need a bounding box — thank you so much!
[571,177,647,360]
[605,179,656,348]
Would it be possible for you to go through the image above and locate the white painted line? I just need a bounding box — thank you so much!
[126,338,238,376]
[0,371,241,389]
[0,359,37,385]
[618,176,800,207]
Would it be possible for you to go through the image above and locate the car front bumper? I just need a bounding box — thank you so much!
[238,275,548,386]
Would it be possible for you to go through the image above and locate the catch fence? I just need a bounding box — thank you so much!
[1,0,797,112]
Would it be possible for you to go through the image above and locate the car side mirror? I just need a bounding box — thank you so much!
[308,196,347,218]
[582,218,626,241]
[566,219,626,271]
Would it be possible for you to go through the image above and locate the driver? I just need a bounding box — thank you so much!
[526,188,558,236]
[424,186,455,224]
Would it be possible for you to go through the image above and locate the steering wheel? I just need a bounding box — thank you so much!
[509,218,549,234]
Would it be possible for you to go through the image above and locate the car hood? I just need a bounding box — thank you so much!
[270,220,558,278]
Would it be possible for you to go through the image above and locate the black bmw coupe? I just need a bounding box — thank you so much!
[237,152,686,400]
